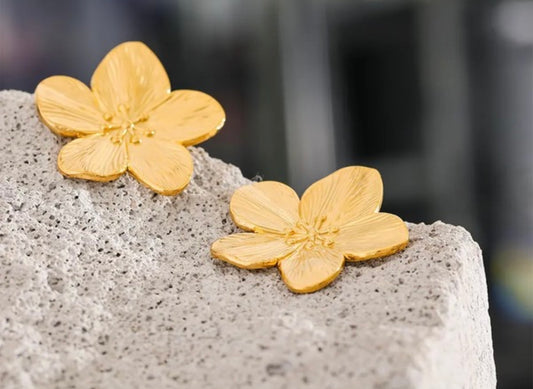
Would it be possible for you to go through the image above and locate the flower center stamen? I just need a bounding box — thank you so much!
[101,104,155,145]
[284,215,339,249]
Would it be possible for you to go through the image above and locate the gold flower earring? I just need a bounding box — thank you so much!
[211,166,409,293]
[35,41,225,195]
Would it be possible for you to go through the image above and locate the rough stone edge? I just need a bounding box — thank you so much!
[407,222,496,388]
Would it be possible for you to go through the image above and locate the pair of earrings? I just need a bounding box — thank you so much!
[35,41,408,293]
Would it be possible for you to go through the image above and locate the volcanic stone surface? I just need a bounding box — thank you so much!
[0,90,495,389]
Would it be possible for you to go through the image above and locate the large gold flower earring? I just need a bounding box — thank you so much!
[35,41,225,195]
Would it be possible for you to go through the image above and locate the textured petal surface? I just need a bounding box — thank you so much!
[230,181,300,233]
[127,138,193,195]
[211,233,295,269]
[299,166,383,227]
[91,41,171,115]
[58,134,127,181]
[336,213,409,261]
[147,90,225,146]
[278,247,345,293]
[35,76,104,137]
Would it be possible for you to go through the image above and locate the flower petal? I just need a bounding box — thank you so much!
[336,213,409,261]
[299,166,383,227]
[230,181,300,234]
[146,90,225,146]
[35,76,104,137]
[211,233,294,269]
[91,41,171,115]
[278,247,344,293]
[127,137,193,195]
[58,134,127,181]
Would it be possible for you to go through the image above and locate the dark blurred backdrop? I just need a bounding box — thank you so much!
[0,0,531,387]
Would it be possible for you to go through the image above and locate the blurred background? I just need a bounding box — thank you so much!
[0,0,531,387]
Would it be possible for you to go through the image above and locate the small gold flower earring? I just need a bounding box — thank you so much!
[211,166,409,293]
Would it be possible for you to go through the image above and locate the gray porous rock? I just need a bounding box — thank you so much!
[0,90,495,388]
